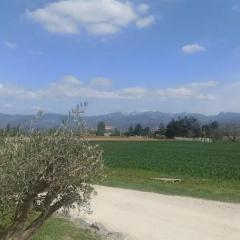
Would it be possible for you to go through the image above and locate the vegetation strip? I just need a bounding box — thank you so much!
[32,218,101,240]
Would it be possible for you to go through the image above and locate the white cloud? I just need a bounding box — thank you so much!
[0,77,218,102]
[136,16,155,28]
[228,81,240,89]
[0,83,37,99]
[62,75,83,85]
[38,76,119,99]
[119,81,217,100]
[5,41,17,49]
[3,76,240,114]
[90,77,112,87]
[4,103,13,108]
[190,81,217,89]
[26,0,155,36]
[156,87,195,99]
[6,77,240,114]
[122,87,149,98]
[181,44,206,54]
[138,3,150,14]
[38,76,84,98]
[87,23,119,35]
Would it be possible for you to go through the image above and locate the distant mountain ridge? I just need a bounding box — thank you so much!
[1,111,240,131]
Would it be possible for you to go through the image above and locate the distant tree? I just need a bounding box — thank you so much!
[125,126,134,136]
[10,125,21,136]
[3,124,21,136]
[202,124,210,137]
[186,117,201,137]
[165,117,201,139]
[142,127,151,137]
[96,122,106,136]
[209,121,220,139]
[202,121,220,140]
[125,124,151,137]
[5,124,11,134]
[222,122,240,142]
[154,123,166,137]
[210,121,219,130]
[165,119,178,138]
[133,124,143,136]
[111,128,121,136]
[159,123,166,135]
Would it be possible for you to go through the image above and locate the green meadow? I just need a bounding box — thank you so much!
[96,141,240,202]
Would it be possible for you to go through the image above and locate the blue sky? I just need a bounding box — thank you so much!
[1,0,240,115]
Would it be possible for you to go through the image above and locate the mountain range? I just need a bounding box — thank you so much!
[1,111,240,131]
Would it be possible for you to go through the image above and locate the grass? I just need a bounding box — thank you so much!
[95,141,240,202]
[32,218,101,240]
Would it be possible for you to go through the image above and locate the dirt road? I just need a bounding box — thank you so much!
[70,186,240,240]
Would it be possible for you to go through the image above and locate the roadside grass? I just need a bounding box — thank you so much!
[32,218,101,240]
[95,141,240,203]
[103,168,240,203]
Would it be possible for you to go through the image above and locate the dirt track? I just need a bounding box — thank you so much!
[87,136,160,141]
[70,186,240,240]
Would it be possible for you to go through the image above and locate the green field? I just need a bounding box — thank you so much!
[96,141,240,202]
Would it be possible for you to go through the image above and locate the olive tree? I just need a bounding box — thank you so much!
[0,106,104,240]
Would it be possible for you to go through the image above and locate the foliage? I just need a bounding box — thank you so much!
[0,124,21,137]
[221,122,240,142]
[133,124,143,136]
[125,124,152,137]
[153,123,166,138]
[202,121,220,139]
[96,122,105,136]
[0,106,104,240]
[110,128,121,137]
[125,126,134,136]
[165,117,201,138]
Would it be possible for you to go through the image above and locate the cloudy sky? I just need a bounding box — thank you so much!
[1,0,240,115]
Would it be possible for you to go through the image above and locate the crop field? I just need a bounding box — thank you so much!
[95,141,240,202]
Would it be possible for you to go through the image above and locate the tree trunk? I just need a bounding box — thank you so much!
[3,217,47,240]
[1,194,66,240]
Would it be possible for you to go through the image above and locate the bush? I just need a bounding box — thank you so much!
[0,107,104,240]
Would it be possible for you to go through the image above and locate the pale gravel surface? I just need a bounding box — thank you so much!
[69,186,240,240]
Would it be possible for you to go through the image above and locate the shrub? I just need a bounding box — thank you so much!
[0,106,104,240]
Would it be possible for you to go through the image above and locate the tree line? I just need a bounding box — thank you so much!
[95,116,240,141]
[123,117,221,139]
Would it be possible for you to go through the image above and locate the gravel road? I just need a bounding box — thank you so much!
[69,186,240,240]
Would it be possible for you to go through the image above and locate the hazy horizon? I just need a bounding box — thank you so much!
[1,109,240,118]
